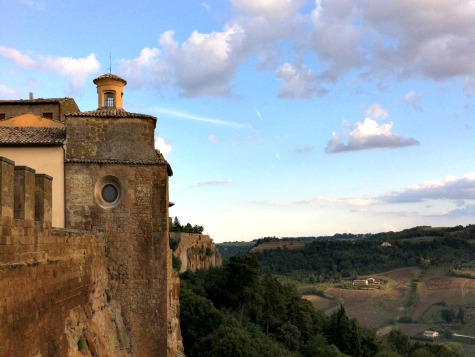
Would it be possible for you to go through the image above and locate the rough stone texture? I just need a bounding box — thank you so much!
[0,160,125,356]
[65,115,158,163]
[0,98,79,122]
[66,162,171,356]
[0,80,184,356]
[171,232,223,273]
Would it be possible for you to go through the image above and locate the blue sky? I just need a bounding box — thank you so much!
[1,0,474,242]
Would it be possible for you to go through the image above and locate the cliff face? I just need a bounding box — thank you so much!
[170,232,222,273]
[0,158,184,357]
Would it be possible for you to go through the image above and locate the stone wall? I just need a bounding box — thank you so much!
[65,115,158,163]
[0,157,184,356]
[171,232,222,273]
[0,98,79,122]
[0,158,126,356]
[66,161,174,356]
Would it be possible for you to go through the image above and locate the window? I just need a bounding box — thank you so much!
[102,184,119,203]
[95,175,122,209]
[42,112,53,119]
[105,92,115,108]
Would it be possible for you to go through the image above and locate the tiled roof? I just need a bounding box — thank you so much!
[66,158,166,165]
[0,98,72,105]
[67,109,156,120]
[93,73,127,85]
[0,127,66,146]
[66,151,172,175]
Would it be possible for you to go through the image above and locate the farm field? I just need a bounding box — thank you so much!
[249,241,307,253]
[303,267,475,340]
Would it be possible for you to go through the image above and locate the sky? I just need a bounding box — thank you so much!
[0,0,474,242]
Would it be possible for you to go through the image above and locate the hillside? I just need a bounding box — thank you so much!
[244,225,475,355]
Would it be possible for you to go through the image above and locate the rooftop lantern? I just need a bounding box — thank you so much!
[93,74,127,110]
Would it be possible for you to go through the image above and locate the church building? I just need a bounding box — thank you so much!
[0,74,181,356]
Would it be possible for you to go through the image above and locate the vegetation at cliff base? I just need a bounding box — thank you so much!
[179,254,462,356]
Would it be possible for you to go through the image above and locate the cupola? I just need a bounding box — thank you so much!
[93,74,127,110]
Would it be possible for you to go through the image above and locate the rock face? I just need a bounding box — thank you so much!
[171,232,222,273]
[0,74,184,357]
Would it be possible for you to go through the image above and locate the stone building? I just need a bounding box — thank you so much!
[0,74,183,356]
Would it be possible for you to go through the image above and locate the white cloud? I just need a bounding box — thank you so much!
[0,46,35,67]
[22,0,44,10]
[296,196,377,207]
[310,0,366,80]
[366,104,388,119]
[0,47,100,93]
[402,91,423,112]
[275,62,327,98]
[231,0,301,20]
[108,0,475,98]
[119,48,165,89]
[325,117,419,153]
[361,0,475,80]
[157,25,247,97]
[383,173,475,203]
[191,179,233,187]
[154,135,172,156]
[42,54,100,93]
[382,223,398,232]
[0,84,18,99]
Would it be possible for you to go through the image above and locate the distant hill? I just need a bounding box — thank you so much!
[250,225,475,280]
[217,241,255,261]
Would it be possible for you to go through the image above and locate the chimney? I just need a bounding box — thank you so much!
[29,92,34,100]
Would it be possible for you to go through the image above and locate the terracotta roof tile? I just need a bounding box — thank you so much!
[67,109,156,120]
[0,127,66,146]
[93,74,127,85]
[0,98,72,104]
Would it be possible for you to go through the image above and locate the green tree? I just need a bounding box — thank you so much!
[261,274,287,335]
[179,286,224,353]
[441,309,456,323]
[325,305,362,356]
[456,306,465,324]
[385,329,411,356]
[225,254,264,322]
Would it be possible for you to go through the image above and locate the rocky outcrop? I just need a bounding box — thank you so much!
[170,232,222,273]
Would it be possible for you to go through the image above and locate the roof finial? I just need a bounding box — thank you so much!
[108,53,112,74]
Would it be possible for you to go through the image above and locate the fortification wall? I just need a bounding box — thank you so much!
[0,157,129,356]
[171,232,222,273]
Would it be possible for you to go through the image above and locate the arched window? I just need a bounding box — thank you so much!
[105,92,115,108]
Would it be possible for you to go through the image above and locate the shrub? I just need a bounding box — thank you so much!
[398,316,413,323]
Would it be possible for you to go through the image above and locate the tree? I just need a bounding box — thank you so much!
[325,305,362,356]
[385,329,411,356]
[171,216,182,232]
[441,309,456,323]
[179,286,224,353]
[225,254,264,322]
[260,275,287,335]
[456,306,465,324]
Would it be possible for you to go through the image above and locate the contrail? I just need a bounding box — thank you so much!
[154,107,251,129]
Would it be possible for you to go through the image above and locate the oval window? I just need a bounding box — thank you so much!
[95,175,123,209]
[102,184,119,203]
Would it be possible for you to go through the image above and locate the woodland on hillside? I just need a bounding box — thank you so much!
[252,225,475,282]
[179,254,464,356]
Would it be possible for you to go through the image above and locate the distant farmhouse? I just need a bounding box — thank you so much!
[423,330,439,339]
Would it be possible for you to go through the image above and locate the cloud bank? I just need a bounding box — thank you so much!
[116,0,475,98]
